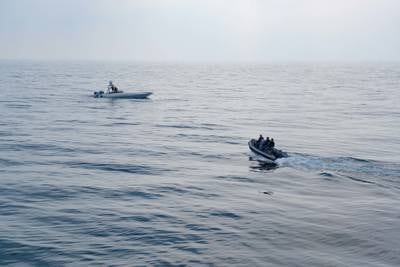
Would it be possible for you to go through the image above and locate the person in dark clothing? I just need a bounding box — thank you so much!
[261,137,270,151]
[259,138,265,149]
[255,134,264,147]
[270,138,275,149]
[108,81,119,93]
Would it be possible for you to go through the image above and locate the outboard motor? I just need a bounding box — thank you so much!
[93,91,104,98]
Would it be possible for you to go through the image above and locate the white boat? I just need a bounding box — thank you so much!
[94,90,152,99]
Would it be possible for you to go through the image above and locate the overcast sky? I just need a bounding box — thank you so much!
[1,0,399,62]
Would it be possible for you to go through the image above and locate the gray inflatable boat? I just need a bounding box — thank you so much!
[248,139,288,163]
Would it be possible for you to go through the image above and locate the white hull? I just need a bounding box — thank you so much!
[94,91,152,99]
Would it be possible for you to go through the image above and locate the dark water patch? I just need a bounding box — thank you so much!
[185,185,206,191]
[340,156,371,163]
[0,158,24,166]
[9,74,22,78]
[341,174,376,185]
[174,245,204,255]
[5,103,32,109]
[156,185,191,195]
[67,161,166,175]
[185,223,221,232]
[0,185,98,203]
[215,175,254,183]
[0,131,31,138]
[0,100,20,103]
[54,119,89,124]
[319,171,339,182]
[0,121,23,127]
[119,215,152,223]
[156,124,215,131]
[0,202,37,216]
[17,186,76,202]
[87,106,107,110]
[1,143,104,157]
[126,148,168,157]
[2,142,76,153]
[101,122,140,127]
[35,214,88,226]
[46,127,74,132]
[1,184,164,206]
[319,171,335,177]
[175,133,242,145]
[97,186,163,200]
[176,150,230,161]
[57,208,85,215]
[152,213,177,220]
[105,116,128,120]
[148,259,187,267]
[110,227,206,246]
[0,238,62,266]
[322,231,371,249]
[81,227,113,238]
[104,189,162,200]
[0,131,14,137]
[152,185,219,198]
[208,210,241,219]
[203,154,230,160]
[259,190,274,195]
[60,186,164,201]
[200,122,227,129]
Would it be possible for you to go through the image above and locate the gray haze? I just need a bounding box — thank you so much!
[1,0,399,62]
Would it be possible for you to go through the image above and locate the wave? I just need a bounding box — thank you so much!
[0,142,104,156]
[156,124,216,131]
[5,103,32,109]
[175,133,242,145]
[67,161,169,175]
[101,122,141,127]
[0,158,25,167]
[0,184,164,203]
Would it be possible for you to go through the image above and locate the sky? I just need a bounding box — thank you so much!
[0,0,399,62]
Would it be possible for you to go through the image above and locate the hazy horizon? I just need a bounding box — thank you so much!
[1,0,399,62]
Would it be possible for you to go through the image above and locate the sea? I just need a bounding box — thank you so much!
[0,61,399,266]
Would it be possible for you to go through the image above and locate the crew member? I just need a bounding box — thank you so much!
[255,134,264,147]
[108,81,119,93]
[270,138,275,149]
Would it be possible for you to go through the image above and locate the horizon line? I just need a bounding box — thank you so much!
[1,58,400,65]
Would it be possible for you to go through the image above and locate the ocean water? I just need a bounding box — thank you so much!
[0,61,399,266]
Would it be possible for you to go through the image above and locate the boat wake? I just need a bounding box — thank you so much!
[276,153,400,189]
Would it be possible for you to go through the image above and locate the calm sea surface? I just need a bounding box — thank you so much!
[0,61,399,266]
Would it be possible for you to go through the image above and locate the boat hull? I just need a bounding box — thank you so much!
[94,91,152,99]
[248,139,276,163]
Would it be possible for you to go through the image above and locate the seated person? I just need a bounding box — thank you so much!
[270,138,275,149]
[255,134,264,147]
[108,81,119,93]
[259,138,266,150]
[261,137,270,151]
